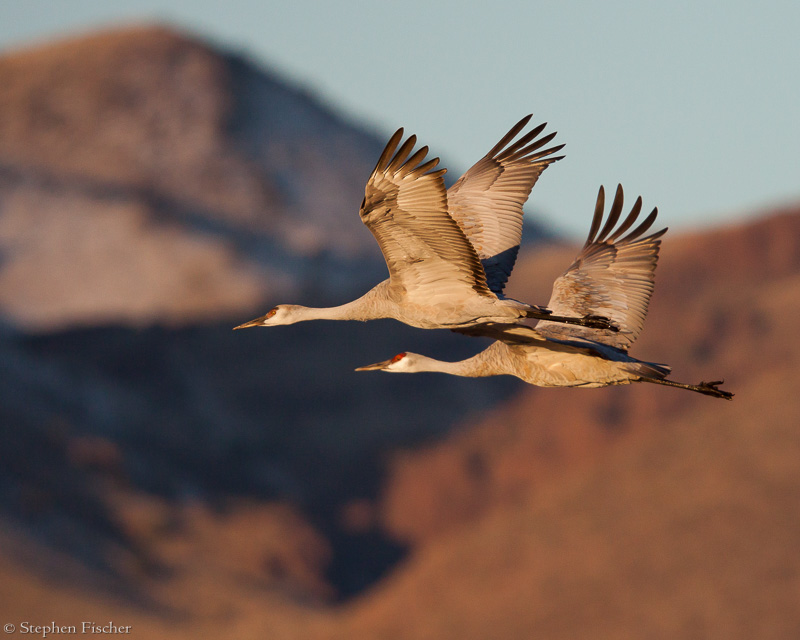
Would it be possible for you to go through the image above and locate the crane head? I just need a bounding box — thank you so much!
[233,305,300,329]
[355,352,415,372]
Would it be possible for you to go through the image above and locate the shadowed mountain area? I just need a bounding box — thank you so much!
[1,23,799,640]
[0,23,528,602]
[0,24,381,330]
[0,23,552,331]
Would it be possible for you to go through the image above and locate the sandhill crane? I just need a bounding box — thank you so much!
[356,185,733,400]
[234,116,612,332]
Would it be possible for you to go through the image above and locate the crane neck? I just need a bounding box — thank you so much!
[410,352,496,378]
[294,295,378,322]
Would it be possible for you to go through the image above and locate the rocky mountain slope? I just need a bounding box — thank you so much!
[0,22,535,605]
[0,24,385,329]
[3,204,798,639]
[0,24,552,330]
[1,23,798,640]
[335,207,800,639]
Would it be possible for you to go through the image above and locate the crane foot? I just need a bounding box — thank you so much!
[580,315,619,332]
[698,380,734,400]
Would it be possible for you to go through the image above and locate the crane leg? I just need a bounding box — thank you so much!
[639,376,733,400]
[525,309,618,332]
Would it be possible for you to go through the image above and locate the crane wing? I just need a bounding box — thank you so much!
[360,129,494,302]
[447,115,564,295]
[535,185,666,350]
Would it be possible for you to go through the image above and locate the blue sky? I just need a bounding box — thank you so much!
[1,1,798,238]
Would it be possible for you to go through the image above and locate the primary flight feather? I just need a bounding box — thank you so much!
[235,116,612,332]
[357,185,733,400]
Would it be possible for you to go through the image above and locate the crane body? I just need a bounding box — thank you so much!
[357,185,733,400]
[235,116,612,333]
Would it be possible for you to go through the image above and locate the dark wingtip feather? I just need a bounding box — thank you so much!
[411,156,441,176]
[586,185,606,245]
[596,184,625,242]
[607,195,643,243]
[403,145,430,173]
[387,134,418,173]
[374,128,404,173]
[486,114,534,157]
[525,143,566,163]
[622,207,659,242]
[500,122,549,159]
[508,129,559,161]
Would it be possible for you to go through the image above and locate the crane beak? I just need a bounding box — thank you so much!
[233,315,268,330]
[355,358,392,372]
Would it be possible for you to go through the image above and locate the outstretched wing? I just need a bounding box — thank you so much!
[535,185,666,350]
[447,115,565,295]
[360,130,494,303]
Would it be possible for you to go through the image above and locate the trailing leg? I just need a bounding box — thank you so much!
[639,376,733,400]
[524,308,618,331]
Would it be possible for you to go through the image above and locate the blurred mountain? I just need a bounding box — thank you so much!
[3,201,799,639]
[1,22,798,640]
[0,24,553,330]
[0,20,534,610]
[343,206,800,639]
[378,208,800,543]
[0,24,379,329]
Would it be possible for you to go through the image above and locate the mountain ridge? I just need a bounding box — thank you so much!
[1,22,797,640]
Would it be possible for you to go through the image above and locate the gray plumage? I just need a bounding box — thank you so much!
[235,117,611,332]
[447,115,563,295]
[357,185,733,400]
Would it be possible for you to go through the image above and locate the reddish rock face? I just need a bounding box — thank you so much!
[1,23,800,640]
[0,25,392,329]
